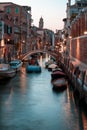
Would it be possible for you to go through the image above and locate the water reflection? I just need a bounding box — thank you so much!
[0,54,87,130]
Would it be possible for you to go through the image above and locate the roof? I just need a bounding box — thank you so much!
[0,2,16,11]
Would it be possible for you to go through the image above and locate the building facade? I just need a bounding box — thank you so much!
[70,8,87,65]
[63,0,87,57]
[0,2,32,60]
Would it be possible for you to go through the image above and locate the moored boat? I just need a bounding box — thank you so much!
[26,65,41,73]
[51,70,66,81]
[45,60,55,68]
[0,64,16,79]
[10,59,23,71]
[26,56,41,73]
[52,78,67,91]
[48,63,58,71]
[52,67,62,72]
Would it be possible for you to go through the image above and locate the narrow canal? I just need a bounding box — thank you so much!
[0,54,87,130]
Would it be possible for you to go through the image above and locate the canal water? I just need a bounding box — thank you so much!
[0,54,87,130]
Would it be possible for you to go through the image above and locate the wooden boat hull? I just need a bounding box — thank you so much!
[52,67,62,72]
[51,71,66,81]
[0,63,16,79]
[0,69,16,79]
[52,78,67,91]
[48,64,58,71]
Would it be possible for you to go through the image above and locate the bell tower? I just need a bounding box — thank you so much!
[39,17,44,29]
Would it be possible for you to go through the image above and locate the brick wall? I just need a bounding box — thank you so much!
[70,10,87,65]
[71,11,86,38]
[71,36,87,64]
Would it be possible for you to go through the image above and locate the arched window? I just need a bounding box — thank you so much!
[15,7,19,14]
[6,7,11,13]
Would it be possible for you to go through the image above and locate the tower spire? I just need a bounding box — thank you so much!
[39,17,44,29]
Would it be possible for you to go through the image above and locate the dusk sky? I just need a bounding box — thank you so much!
[1,0,75,32]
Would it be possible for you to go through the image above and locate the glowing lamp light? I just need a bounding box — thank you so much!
[22,40,25,43]
[69,36,72,39]
[64,46,66,51]
[84,31,87,35]
[7,39,10,41]
[1,39,5,47]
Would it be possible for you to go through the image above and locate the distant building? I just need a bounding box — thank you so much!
[30,17,54,51]
[75,0,87,7]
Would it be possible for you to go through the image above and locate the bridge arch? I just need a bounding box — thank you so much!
[20,49,58,61]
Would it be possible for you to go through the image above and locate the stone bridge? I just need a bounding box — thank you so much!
[20,49,58,61]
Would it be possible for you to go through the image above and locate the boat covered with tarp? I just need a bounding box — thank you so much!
[26,56,41,73]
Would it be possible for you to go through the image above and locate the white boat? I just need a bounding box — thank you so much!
[0,64,16,79]
[48,63,58,71]
[10,59,23,71]
[45,60,54,68]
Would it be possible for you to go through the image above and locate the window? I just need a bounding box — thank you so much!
[7,26,12,34]
[6,7,11,13]
[4,25,12,34]
[0,22,2,26]
[15,7,19,14]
